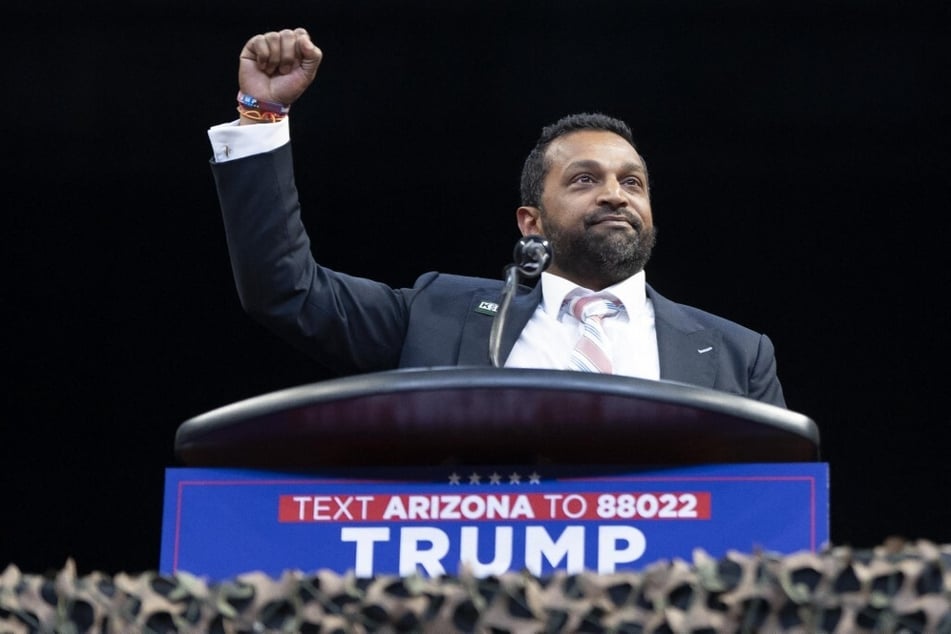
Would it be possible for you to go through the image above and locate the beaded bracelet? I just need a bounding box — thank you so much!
[236,91,291,115]
[236,105,286,123]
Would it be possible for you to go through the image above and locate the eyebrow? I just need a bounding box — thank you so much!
[565,159,646,174]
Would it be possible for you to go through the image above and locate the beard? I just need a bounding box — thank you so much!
[542,206,657,288]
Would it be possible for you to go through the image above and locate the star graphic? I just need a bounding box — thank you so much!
[508,472,522,485]
[528,472,542,484]
[468,472,481,485]
[489,472,502,485]
[448,473,461,485]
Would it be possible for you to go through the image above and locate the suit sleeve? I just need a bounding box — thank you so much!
[210,143,411,374]
[747,333,787,407]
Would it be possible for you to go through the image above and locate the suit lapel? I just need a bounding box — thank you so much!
[457,283,542,366]
[648,286,720,388]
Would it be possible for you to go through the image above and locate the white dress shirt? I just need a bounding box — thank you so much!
[505,271,660,379]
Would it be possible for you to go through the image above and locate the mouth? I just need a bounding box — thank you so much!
[587,211,640,231]
[594,217,632,226]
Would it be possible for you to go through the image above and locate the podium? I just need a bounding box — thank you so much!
[174,367,819,468]
[164,368,826,579]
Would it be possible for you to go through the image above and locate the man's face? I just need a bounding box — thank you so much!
[517,129,656,290]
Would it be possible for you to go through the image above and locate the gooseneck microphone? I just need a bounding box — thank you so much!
[513,235,552,278]
[489,236,553,367]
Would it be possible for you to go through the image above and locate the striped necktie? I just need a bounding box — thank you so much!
[566,291,623,373]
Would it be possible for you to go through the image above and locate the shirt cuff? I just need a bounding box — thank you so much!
[207,117,291,163]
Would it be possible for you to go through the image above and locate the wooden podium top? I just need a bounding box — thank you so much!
[174,367,819,468]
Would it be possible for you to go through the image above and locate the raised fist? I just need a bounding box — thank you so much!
[238,27,322,108]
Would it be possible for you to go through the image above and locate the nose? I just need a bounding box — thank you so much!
[596,177,628,209]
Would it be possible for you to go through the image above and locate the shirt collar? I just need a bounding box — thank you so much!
[539,270,648,319]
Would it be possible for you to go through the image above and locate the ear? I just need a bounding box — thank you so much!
[516,206,543,237]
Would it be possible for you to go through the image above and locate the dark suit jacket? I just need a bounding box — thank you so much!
[212,143,786,407]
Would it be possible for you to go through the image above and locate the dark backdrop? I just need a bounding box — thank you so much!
[5,0,949,575]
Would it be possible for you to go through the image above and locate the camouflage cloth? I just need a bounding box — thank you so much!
[2,539,949,633]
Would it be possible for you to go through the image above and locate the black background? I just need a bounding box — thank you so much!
[5,0,949,575]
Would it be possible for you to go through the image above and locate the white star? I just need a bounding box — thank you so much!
[448,473,461,485]
[489,472,502,485]
[508,472,522,485]
[528,472,542,484]
[468,472,481,484]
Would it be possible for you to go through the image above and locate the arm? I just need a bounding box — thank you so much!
[211,29,411,375]
[748,334,787,408]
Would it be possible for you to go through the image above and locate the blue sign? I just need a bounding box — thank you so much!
[161,463,828,580]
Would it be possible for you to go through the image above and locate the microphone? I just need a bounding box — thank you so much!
[513,235,552,278]
[489,235,553,367]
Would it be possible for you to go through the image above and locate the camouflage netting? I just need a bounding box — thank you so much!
[3,539,950,633]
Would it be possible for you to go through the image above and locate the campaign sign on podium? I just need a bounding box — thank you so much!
[160,462,828,580]
[167,368,824,579]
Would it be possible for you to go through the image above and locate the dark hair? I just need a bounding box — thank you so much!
[519,112,643,207]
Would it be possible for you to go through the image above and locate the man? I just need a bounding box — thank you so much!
[207,27,786,407]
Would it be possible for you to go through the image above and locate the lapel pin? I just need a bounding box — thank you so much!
[475,301,499,316]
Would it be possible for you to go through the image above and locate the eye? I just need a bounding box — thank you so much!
[572,174,596,184]
[622,176,643,188]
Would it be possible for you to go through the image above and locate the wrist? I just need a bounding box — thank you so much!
[235,91,290,124]
[237,106,284,124]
